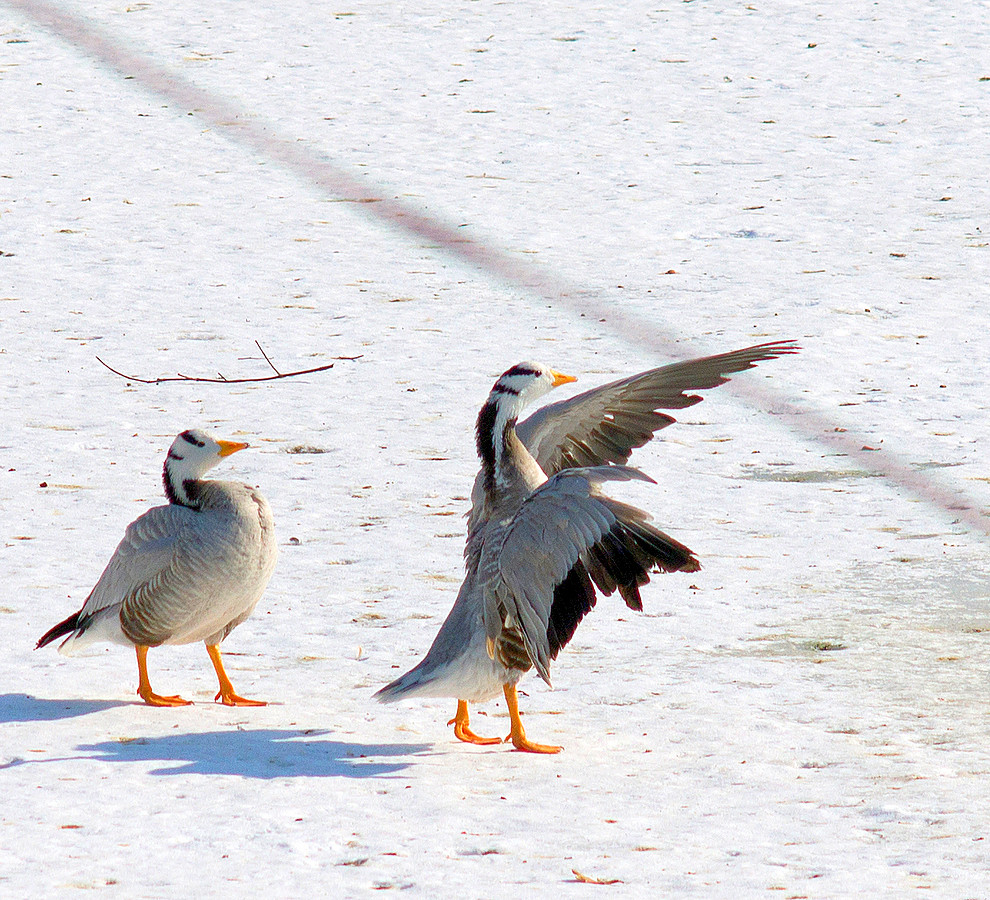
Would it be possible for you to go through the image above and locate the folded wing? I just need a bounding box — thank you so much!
[75,505,191,626]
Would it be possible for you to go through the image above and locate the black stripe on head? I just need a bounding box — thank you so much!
[501,364,542,380]
[179,430,206,448]
[491,383,519,396]
[167,449,185,461]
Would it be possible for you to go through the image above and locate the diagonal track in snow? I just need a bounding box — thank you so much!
[6,0,985,535]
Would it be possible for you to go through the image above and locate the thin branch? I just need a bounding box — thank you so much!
[96,344,361,385]
[253,340,281,376]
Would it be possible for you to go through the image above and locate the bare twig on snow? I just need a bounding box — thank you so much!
[96,342,360,385]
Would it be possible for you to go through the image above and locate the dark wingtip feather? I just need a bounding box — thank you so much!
[618,582,643,612]
[581,501,700,612]
[547,562,598,659]
[36,611,80,650]
[750,338,801,355]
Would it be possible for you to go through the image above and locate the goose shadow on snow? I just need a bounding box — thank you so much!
[0,693,431,778]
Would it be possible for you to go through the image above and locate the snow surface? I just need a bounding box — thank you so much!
[2,0,990,896]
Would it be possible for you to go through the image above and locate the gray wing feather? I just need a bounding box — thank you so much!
[516,340,800,475]
[119,531,219,645]
[481,465,655,684]
[78,505,192,619]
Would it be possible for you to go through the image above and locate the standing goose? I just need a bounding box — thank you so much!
[37,429,277,707]
[376,340,799,752]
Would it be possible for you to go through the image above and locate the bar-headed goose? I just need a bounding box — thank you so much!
[376,341,799,752]
[37,429,277,707]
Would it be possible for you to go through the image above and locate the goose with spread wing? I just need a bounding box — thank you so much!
[37,429,277,707]
[376,340,799,752]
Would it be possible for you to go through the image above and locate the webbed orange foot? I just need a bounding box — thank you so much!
[448,699,502,745]
[215,689,266,707]
[452,720,503,745]
[135,645,192,707]
[503,684,562,754]
[206,644,265,708]
[506,733,562,754]
[137,687,192,707]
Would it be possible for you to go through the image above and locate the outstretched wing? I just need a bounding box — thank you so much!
[480,465,695,685]
[515,340,800,476]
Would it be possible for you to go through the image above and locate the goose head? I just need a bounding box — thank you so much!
[485,363,576,419]
[476,363,576,490]
[163,429,248,508]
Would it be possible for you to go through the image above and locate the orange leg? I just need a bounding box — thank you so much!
[135,645,191,707]
[207,644,266,707]
[447,699,502,745]
[503,684,561,754]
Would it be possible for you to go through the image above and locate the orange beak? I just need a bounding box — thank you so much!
[550,370,577,387]
[217,439,249,457]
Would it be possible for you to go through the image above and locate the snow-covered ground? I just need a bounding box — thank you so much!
[2,0,989,895]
